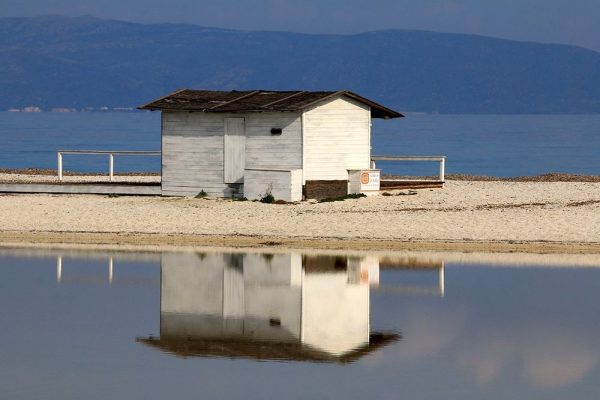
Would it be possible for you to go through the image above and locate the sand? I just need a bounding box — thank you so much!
[0,180,599,253]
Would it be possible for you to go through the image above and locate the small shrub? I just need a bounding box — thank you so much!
[259,185,275,204]
[347,193,367,199]
[108,193,120,198]
[235,196,248,201]
[382,192,393,196]
[319,193,367,203]
[260,193,275,203]
[195,190,207,198]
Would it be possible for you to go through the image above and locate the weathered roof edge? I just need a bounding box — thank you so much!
[138,89,404,119]
[302,90,404,119]
[137,88,188,110]
[135,331,401,364]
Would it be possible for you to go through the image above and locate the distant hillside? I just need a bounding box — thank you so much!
[1,15,600,113]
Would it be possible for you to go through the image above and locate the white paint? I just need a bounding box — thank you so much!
[109,154,114,182]
[371,155,446,182]
[57,153,63,181]
[56,256,62,283]
[362,256,380,286]
[439,264,445,297]
[162,111,302,196]
[56,150,159,184]
[348,169,381,193]
[440,158,446,182]
[302,96,371,182]
[301,271,370,355]
[223,263,245,318]
[243,168,303,202]
[224,118,246,184]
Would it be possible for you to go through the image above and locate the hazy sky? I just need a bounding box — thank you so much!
[2,0,600,52]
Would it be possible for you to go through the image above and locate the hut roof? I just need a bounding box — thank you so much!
[136,332,400,364]
[138,89,403,119]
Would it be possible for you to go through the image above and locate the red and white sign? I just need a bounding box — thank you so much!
[360,171,380,191]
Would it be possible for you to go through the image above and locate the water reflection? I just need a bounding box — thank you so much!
[137,253,403,363]
[1,246,599,399]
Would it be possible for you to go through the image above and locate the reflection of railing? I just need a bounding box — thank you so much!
[57,150,161,182]
[371,155,446,183]
[56,256,114,284]
[374,263,445,297]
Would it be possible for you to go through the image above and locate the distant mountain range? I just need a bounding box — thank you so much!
[1,15,600,114]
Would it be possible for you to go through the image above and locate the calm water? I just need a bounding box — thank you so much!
[1,112,599,176]
[1,247,599,399]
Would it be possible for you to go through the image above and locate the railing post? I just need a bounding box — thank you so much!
[108,257,114,284]
[57,152,63,181]
[109,153,114,182]
[439,263,445,297]
[439,158,445,182]
[57,256,62,283]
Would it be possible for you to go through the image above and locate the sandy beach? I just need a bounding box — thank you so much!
[1,179,599,253]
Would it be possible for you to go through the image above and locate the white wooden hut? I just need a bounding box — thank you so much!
[139,89,402,200]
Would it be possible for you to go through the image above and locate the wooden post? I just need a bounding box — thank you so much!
[439,158,445,182]
[109,153,114,182]
[57,152,63,181]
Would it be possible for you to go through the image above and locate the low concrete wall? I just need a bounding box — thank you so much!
[0,183,161,195]
[244,169,302,202]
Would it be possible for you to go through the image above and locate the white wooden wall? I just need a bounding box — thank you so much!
[223,118,246,184]
[301,270,370,355]
[160,251,302,341]
[161,111,302,196]
[302,97,371,182]
[244,168,303,202]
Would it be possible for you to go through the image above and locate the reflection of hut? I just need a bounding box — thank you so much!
[137,252,399,363]
[377,256,445,297]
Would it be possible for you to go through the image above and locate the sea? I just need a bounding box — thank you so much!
[1,247,599,399]
[1,111,599,176]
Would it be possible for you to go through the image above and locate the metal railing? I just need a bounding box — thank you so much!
[371,155,446,182]
[57,150,161,181]
[57,255,115,284]
[373,264,445,297]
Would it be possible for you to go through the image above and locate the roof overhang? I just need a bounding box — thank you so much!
[138,89,403,119]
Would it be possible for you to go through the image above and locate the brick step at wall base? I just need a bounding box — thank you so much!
[304,180,348,200]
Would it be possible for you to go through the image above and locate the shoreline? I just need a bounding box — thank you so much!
[1,230,599,255]
[1,180,598,255]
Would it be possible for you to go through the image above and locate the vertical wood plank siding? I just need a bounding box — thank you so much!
[161,111,302,196]
[224,118,246,184]
[302,97,371,182]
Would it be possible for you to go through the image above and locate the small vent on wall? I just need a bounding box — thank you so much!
[270,128,283,135]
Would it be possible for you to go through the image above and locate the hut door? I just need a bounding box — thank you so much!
[224,118,246,183]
